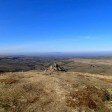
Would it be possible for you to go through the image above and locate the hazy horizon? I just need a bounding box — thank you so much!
[1,51,112,57]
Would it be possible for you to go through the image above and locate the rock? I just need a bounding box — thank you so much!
[45,63,67,72]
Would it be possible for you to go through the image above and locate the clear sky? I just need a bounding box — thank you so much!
[0,0,112,54]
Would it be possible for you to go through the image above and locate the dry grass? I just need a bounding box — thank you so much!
[0,71,112,112]
[0,78,18,84]
[66,86,110,111]
[71,58,112,66]
[98,78,112,83]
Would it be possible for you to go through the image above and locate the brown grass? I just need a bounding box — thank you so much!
[98,78,112,83]
[0,78,18,84]
[0,71,112,112]
[66,86,110,111]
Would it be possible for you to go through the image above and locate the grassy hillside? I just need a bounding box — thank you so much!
[0,71,112,112]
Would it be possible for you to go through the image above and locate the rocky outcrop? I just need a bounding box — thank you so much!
[45,63,67,72]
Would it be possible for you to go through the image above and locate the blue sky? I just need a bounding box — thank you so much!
[0,0,112,54]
